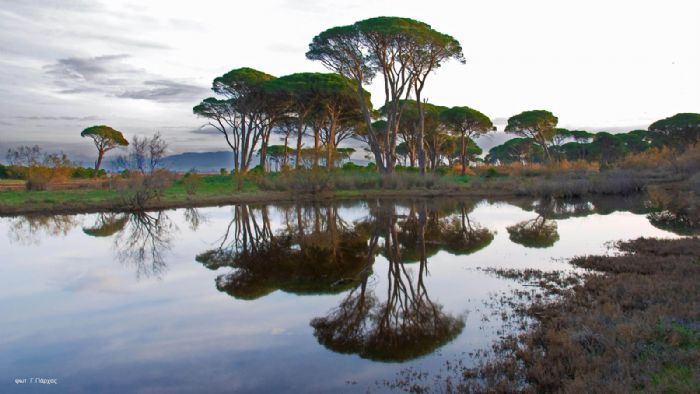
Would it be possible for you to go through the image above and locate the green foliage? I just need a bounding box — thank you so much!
[80,125,129,146]
[213,67,276,97]
[264,72,370,112]
[486,138,544,164]
[71,167,106,179]
[505,110,558,141]
[649,112,700,151]
[0,164,7,179]
[441,106,493,136]
[483,167,504,178]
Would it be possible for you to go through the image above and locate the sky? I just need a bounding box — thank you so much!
[0,0,698,163]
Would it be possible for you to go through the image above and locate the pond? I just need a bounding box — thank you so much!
[0,197,681,393]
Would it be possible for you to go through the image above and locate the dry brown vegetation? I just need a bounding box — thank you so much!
[513,238,700,393]
[511,145,700,200]
[384,237,700,393]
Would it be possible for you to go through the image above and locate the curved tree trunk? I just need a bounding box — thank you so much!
[354,82,385,173]
[94,149,105,177]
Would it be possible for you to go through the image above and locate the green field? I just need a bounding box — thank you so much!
[0,172,488,215]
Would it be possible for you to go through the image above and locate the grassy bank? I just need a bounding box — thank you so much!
[0,171,509,215]
[1,149,697,216]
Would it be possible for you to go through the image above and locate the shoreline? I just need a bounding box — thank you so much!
[0,187,516,216]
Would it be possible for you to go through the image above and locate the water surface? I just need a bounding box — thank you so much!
[0,197,679,393]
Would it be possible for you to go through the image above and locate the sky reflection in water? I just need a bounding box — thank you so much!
[0,197,680,393]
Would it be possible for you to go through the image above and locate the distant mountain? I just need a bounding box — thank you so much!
[158,150,373,172]
[160,151,241,173]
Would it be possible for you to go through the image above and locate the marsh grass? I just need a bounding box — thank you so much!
[385,237,700,393]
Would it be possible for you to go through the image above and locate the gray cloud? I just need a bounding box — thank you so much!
[76,32,171,50]
[188,125,221,135]
[44,54,139,93]
[116,80,208,103]
[44,55,206,102]
[14,115,100,121]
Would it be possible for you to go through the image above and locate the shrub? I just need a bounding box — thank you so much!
[433,167,450,176]
[481,167,505,179]
[182,172,202,196]
[618,147,673,170]
[591,169,647,195]
[257,169,455,192]
[258,169,333,193]
[0,164,7,179]
[121,170,175,209]
[395,165,419,173]
[71,167,106,179]
[25,169,53,191]
[24,165,72,191]
[219,168,228,176]
[341,162,364,171]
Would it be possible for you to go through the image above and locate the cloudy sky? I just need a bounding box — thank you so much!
[0,0,698,162]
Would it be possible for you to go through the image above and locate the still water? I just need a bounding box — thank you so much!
[0,197,680,393]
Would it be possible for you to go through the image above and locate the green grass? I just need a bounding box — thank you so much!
[0,171,499,215]
[647,322,700,392]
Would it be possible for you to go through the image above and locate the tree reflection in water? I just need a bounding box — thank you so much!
[311,200,466,362]
[197,204,376,299]
[506,216,559,248]
[114,211,175,279]
[504,197,560,248]
[183,208,206,231]
[82,210,179,279]
[7,214,81,245]
[196,200,485,361]
[82,213,129,237]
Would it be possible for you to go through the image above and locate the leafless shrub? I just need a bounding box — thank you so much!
[120,170,175,209]
[114,132,168,174]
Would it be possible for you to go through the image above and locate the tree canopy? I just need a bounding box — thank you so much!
[648,112,700,151]
[307,16,464,173]
[505,110,558,160]
[80,125,128,146]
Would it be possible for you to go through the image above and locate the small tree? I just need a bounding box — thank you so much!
[505,110,558,161]
[115,132,168,174]
[81,125,128,176]
[441,106,492,175]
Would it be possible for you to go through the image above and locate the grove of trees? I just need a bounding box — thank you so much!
[190,16,699,175]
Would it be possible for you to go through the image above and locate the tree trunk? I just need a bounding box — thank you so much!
[409,144,416,167]
[296,118,304,169]
[240,115,248,173]
[259,127,271,173]
[384,112,393,174]
[354,82,385,173]
[94,149,105,177]
[313,125,320,168]
[461,131,467,175]
[416,94,426,175]
[327,117,337,170]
